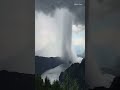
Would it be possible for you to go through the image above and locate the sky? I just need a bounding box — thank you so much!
[72,24,85,57]
[35,0,85,58]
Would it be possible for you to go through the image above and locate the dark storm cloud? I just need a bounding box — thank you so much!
[86,0,120,88]
[0,0,34,74]
[35,0,85,24]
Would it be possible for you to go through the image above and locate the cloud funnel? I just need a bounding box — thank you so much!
[54,8,73,61]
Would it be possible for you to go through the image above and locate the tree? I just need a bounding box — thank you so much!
[44,77,51,90]
[61,74,79,90]
[70,80,79,90]
[61,74,71,90]
[52,80,62,90]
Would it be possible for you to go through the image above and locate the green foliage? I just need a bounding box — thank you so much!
[61,74,79,90]
[35,74,79,90]
[52,80,62,90]
[70,80,79,90]
[44,77,51,90]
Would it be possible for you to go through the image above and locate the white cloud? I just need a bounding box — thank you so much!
[72,24,85,33]
[35,8,73,57]
[35,11,63,57]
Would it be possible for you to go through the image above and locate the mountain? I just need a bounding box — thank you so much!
[59,58,85,90]
[35,56,64,75]
[0,70,34,90]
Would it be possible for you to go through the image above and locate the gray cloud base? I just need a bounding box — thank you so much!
[35,0,85,25]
